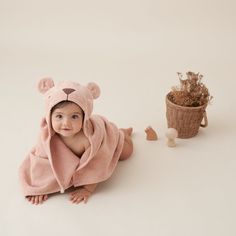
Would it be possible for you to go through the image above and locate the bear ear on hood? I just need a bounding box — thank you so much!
[38,77,55,94]
[87,82,100,99]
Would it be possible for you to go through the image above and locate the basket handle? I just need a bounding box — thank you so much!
[200,111,208,128]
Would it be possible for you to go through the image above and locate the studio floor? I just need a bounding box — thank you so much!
[1,1,236,235]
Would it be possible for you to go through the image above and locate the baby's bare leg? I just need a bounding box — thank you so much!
[119,128,133,161]
[26,195,48,205]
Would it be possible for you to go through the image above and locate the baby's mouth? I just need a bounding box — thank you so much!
[62,128,71,131]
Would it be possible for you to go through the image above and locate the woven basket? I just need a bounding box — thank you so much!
[166,93,208,138]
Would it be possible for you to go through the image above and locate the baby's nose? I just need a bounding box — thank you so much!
[63,118,71,126]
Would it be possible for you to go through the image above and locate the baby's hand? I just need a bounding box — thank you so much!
[69,187,91,204]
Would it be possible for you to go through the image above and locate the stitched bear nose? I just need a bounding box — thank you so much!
[63,88,75,95]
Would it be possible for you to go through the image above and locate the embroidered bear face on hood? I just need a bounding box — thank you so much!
[38,77,100,137]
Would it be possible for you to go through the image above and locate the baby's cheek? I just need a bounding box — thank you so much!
[51,121,59,131]
[75,122,83,131]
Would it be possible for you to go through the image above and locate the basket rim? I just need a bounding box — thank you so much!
[166,92,208,110]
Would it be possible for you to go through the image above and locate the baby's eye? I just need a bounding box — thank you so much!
[56,114,63,119]
[72,114,80,119]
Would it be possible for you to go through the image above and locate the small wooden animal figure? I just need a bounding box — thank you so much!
[165,128,178,147]
[145,126,158,141]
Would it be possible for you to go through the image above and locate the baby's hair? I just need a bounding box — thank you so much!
[51,101,84,119]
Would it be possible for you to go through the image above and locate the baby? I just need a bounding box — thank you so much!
[19,78,133,205]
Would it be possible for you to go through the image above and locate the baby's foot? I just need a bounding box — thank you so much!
[69,187,91,204]
[121,127,133,136]
[26,195,48,205]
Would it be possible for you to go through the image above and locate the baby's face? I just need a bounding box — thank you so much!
[51,103,84,138]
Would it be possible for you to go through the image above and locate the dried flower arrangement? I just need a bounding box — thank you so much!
[167,71,213,107]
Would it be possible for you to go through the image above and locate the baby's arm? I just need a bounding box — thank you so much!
[70,183,98,204]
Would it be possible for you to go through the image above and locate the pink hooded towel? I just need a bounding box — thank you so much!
[19,78,125,196]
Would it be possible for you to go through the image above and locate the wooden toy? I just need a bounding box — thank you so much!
[145,126,158,141]
[165,128,178,147]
